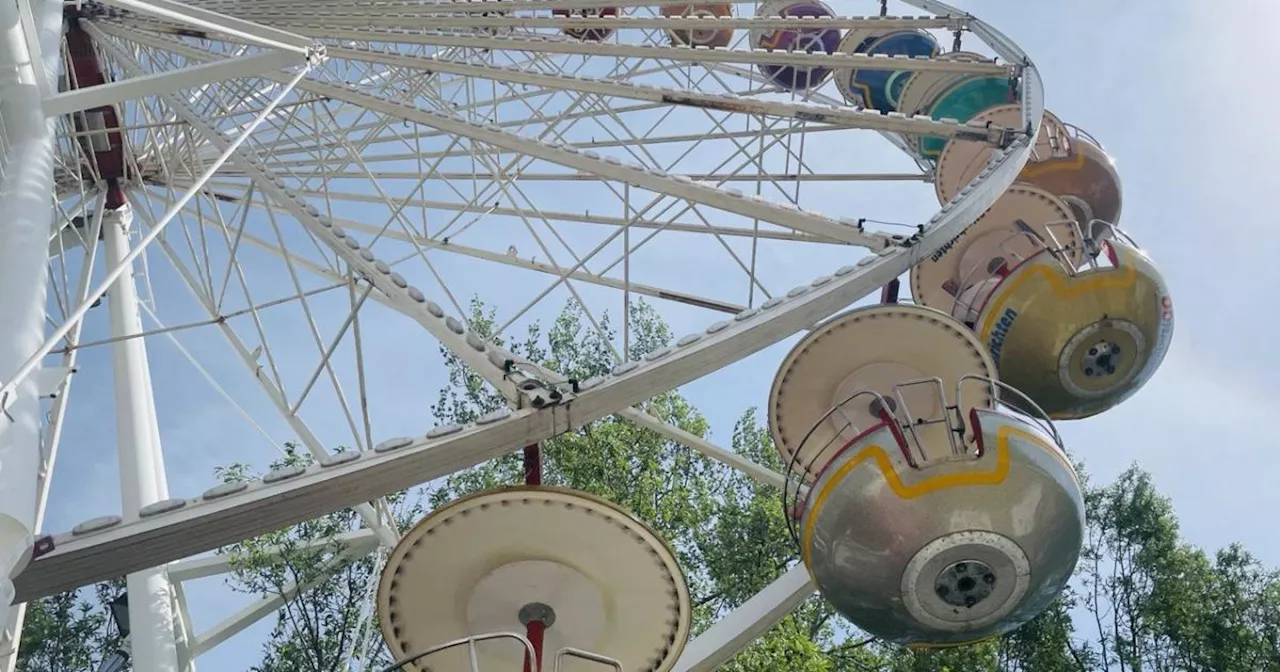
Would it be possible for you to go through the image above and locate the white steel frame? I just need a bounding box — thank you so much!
[0,0,1045,667]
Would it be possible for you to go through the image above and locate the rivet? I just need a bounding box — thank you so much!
[139,498,186,517]
[320,451,360,467]
[203,481,248,500]
[427,423,464,439]
[262,465,306,484]
[72,515,123,536]
[374,437,414,453]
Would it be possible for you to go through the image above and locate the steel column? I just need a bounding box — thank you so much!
[103,205,179,672]
[0,0,61,639]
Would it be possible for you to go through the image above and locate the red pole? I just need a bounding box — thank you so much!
[880,278,901,304]
[523,444,542,485]
[523,619,546,672]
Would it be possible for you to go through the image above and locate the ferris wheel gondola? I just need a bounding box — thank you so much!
[0,0,1175,669]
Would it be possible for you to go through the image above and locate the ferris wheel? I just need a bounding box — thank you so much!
[0,0,1174,669]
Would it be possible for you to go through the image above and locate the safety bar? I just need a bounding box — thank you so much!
[376,631,537,672]
[555,647,625,671]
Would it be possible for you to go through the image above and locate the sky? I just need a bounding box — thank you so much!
[24,0,1280,669]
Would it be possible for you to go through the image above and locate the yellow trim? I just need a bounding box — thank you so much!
[978,258,1137,338]
[1018,145,1085,178]
[801,424,1056,566]
[851,78,874,107]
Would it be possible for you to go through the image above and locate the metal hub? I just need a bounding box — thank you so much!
[867,395,898,417]
[934,560,997,608]
[1059,319,1146,398]
[1079,339,1121,378]
[518,602,557,628]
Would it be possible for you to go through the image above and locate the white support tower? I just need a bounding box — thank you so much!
[103,205,179,672]
[0,0,1068,667]
[0,0,61,649]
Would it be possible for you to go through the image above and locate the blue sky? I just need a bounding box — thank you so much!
[31,0,1280,669]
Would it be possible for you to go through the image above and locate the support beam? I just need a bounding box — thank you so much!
[13,126,1035,603]
[104,205,179,672]
[95,0,316,54]
[91,24,894,250]
[13,0,1040,602]
[188,545,360,657]
[673,564,815,671]
[0,0,61,633]
[334,47,1009,143]
[43,49,302,116]
[619,408,785,490]
[167,528,380,583]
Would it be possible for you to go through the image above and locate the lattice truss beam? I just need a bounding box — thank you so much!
[8,0,1041,665]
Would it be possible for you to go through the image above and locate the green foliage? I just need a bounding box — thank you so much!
[216,444,424,672]
[429,299,853,664]
[1073,466,1280,672]
[15,580,124,672]
[27,298,1280,672]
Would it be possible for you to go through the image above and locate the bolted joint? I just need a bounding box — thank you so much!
[305,42,329,67]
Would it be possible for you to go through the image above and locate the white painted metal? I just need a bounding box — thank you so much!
[97,0,317,54]
[11,0,1050,665]
[0,197,104,672]
[620,408,786,490]
[166,528,381,583]
[0,0,60,635]
[672,564,815,672]
[0,53,315,420]
[103,205,179,672]
[13,118,1034,599]
[215,14,966,32]
[43,49,301,116]
[333,46,1010,142]
[187,535,370,657]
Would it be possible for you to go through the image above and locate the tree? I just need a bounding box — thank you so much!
[215,446,423,672]
[429,298,865,668]
[1073,465,1280,672]
[15,580,124,672]
[189,295,1280,672]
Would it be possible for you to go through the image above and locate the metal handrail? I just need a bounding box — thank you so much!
[1062,122,1106,151]
[376,631,537,672]
[555,647,625,671]
[956,374,1064,451]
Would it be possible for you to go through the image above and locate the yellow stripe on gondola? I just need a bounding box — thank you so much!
[801,424,1061,567]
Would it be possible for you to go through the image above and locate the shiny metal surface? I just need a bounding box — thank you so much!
[1019,135,1123,227]
[934,105,1072,204]
[910,184,1084,312]
[972,239,1173,419]
[661,3,734,48]
[769,304,995,481]
[800,410,1084,646]
[936,108,1121,226]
